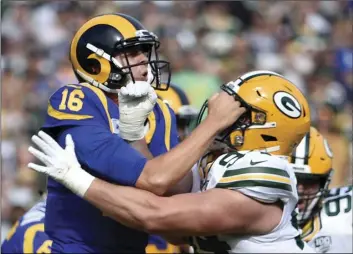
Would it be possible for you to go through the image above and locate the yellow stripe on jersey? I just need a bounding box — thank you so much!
[216,167,292,191]
[80,83,113,133]
[6,221,19,241]
[219,173,291,185]
[156,99,172,151]
[145,111,156,144]
[48,104,94,120]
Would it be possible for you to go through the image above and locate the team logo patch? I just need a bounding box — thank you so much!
[314,236,332,253]
[273,91,302,118]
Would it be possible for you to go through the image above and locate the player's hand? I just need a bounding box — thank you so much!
[118,81,157,141]
[27,131,95,197]
[207,91,246,132]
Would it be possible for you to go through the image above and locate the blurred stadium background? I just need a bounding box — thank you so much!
[1,0,352,242]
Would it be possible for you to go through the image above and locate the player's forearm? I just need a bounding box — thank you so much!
[84,178,167,231]
[85,177,221,236]
[85,179,233,237]
[130,189,282,237]
[136,118,220,196]
[129,134,193,196]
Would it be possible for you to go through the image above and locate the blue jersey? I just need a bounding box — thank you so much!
[1,200,52,254]
[41,83,179,253]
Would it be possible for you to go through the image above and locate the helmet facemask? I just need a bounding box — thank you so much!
[176,105,199,141]
[296,171,332,226]
[75,30,171,94]
[111,31,171,91]
[197,84,270,150]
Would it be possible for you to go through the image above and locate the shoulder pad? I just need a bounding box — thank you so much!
[206,151,295,202]
[43,84,115,132]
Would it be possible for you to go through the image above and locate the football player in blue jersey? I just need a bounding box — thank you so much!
[1,196,52,254]
[27,13,245,253]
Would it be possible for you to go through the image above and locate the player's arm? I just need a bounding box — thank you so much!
[28,137,282,237]
[52,113,219,194]
[56,92,244,196]
[46,84,244,195]
[130,138,194,196]
[85,179,282,236]
[126,138,194,196]
[129,102,193,195]
[135,112,227,195]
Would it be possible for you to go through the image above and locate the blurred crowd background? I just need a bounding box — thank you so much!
[1,0,352,242]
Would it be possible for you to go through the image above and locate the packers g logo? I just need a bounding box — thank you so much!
[273,91,302,119]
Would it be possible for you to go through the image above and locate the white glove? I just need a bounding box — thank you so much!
[118,81,157,141]
[27,131,95,197]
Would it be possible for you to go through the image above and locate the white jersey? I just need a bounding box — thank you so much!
[191,151,314,253]
[304,186,352,253]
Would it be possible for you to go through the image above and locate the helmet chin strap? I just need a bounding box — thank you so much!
[76,69,119,94]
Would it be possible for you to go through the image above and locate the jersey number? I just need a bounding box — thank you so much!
[59,89,84,112]
[324,188,352,216]
[219,152,244,167]
[24,223,52,253]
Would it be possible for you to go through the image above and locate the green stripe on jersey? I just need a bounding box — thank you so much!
[223,167,290,178]
[216,179,293,192]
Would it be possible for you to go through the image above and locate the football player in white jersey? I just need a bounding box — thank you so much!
[290,126,352,253]
[28,70,314,253]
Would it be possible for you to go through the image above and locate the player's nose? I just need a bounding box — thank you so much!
[136,59,148,81]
